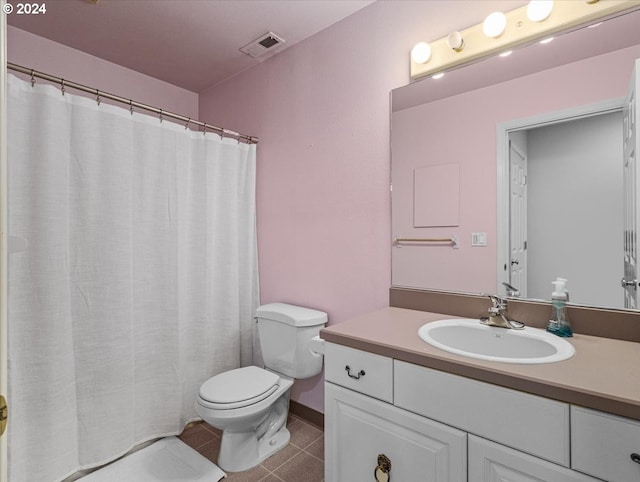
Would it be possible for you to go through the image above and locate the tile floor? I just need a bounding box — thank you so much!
[178,415,325,482]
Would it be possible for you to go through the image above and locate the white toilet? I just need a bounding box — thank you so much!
[195,303,327,472]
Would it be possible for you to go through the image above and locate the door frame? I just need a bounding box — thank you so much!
[1,4,8,481]
[496,98,624,296]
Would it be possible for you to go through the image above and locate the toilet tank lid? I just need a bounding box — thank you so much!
[256,303,327,327]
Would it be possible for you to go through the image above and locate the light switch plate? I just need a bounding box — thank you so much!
[471,232,487,247]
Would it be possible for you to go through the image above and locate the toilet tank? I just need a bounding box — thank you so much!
[256,303,327,379]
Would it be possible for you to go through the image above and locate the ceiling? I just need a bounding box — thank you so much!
[7,0,375,92]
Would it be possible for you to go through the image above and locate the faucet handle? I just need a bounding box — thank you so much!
[488,294,507,312]
[502,281,520,297]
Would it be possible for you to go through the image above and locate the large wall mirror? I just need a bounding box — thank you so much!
[391,8,640,310]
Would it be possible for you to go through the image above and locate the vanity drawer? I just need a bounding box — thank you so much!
[571,406,640,482]
[394,360,571,466]
[325,343,393,402]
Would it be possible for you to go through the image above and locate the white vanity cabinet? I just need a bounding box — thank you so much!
[324,343,467,482]
[324,342,637,482]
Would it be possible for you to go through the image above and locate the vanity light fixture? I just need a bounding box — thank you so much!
[527,0,554,22]
[447,31,465,52]
[587,21,603,28]
[410,0,636,82]
[483,12,507,38]
[539,37,554,44]
[499,50,513,57]
[432,72,445,79]
[411,42,432,64]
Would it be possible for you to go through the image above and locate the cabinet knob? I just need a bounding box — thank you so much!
[374,454,391,482]
[631,453,640,464]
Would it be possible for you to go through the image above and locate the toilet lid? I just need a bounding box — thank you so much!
[199,366,279,406]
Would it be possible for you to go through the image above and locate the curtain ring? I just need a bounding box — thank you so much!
[96,89,101,106]
[30,70,36,87]
[129,100,134,115]
[60,79,66,96]
[185,118,191,130]
[202,123,208,136]
[159,109,163,123]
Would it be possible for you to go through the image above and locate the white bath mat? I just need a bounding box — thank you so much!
[80,436,226,481]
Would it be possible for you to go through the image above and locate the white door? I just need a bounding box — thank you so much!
[622,59,640,309]
[509,139,527,298]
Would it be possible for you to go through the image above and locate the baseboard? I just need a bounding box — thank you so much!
[290,400,324,429]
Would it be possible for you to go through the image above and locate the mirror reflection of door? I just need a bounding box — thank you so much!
[623,59,640,309]
[509,139,527,298]
[505,108,623,307]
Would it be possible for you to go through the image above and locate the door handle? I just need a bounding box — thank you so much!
[0,395,7,437]
[510,259,519,265]
[621,277,638,288]
[374,454,391,482]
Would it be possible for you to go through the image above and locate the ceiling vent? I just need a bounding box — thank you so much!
[240,32,286,59]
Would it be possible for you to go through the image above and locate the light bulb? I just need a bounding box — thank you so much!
[447,31,464,52]
[527,1,554,22]
[483,12,507,38]
[411,42,432,64]
[432,73,445,79]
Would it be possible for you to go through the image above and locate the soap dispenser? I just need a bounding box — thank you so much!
[546,278,573,337]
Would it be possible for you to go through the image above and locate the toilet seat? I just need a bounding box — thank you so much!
[198,366,280,410]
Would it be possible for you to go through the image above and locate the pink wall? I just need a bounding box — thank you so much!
[7,26,198,118]
[392,45,640,294]
[197,1,528,412]
[4,1,552,414]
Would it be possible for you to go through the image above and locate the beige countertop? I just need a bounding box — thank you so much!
[320,307,640,421]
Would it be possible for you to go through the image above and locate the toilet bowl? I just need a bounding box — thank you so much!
[195,303,327,473]
[195,366,294,472]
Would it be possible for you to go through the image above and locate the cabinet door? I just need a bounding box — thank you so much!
[572,406,640,482]
[325,382,466,482]
[469,435,600,482]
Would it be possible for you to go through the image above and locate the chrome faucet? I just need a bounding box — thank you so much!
[481,295,525,329]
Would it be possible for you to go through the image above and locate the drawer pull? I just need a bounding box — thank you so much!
[345,365,365,380]
[631,453,640,464]
[374,453,391,482]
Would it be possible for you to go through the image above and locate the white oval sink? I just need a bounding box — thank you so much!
[418,318,575,364]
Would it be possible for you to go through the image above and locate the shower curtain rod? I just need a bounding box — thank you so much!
[7,62,259,144]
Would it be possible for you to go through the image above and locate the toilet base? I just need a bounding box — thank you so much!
[218,427,290,473]
[215,389,292,473]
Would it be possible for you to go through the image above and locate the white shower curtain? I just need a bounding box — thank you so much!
[6,74,259,482]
